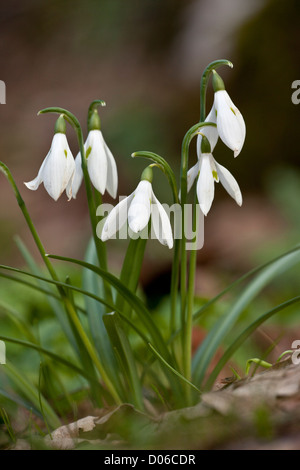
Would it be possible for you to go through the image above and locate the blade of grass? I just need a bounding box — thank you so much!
[191,244,300,324]
[3,361,61,429]
[0,335,103,387]
[204,294,300,390]
[115,237,147,318]
[0,265,152,350]
[192,248,300,386]
[103,312,144,410]
[0,388,44,421]
[148,343,201,394]
[15,237,79,354]
[47,254,185,404]
[82,240,121,387]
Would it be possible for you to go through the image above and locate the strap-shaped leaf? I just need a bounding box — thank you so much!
[192,247,300,386]
[115,237,147,318]
[47,254,184,401]
[204,294,300,390]
[103,312,144,410]
[3,361,61,429]
[83,239,124,398]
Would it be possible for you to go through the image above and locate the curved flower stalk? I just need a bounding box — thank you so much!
[101,167,173,248]
[71,109,118,199]
[25,115,75,201]
[188,135,242,216]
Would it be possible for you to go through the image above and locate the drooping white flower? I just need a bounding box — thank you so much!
[71,129,118,199]
[189,153,242,216]
[188,134,242,216]
[211,70,246,157]
[24,116,75,201]
[101,169,173,248]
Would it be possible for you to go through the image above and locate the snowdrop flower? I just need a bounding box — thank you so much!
[197,70,246,158]
[25,115,75,201]
[101,167,173,248]
[188,135,242,216]
[71,110,118,199]
[212,70,245,157]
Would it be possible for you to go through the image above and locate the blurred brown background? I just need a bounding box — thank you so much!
[0,0,299,298]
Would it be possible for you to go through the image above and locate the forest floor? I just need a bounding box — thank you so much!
[12,357,300,450]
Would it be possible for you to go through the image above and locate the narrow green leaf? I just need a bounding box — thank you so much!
[15,237,78,352]
[116,237,147,317]
[0,301,37,343]
[3,361,61,429]
[0,335,101,385]
[0,388,42,418]
[47,254,184,401]
[0,271,85,314]
[192,249,300,386]
[16,239,104,405]
[191,245,300,325]
[148,343,201,394]
[204,295,300,390]
[0,264,150,349]
[83,239,123,395]
[47,255,172,361]
[103,312,144,410]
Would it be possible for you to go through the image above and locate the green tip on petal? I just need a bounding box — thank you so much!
[212,170,218,181]
[212,70,225,92]
[141,166,153,183]
[54,114,66,134]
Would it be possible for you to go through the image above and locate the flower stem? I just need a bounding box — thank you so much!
[183,192,198,403]
[179,122,216,372]
[199,59,233,121]
[170,237,180,340]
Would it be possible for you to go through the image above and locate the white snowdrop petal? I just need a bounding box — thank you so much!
[151,191,173,249]
[196,154,215,216]
[187,162,200,194]
[128,180,152,233]
[25,133,75,201]
[214,160,242,206]
[86,130,108,195]
[100,132,118,198]
[101,193,134,241]
[24,152,49,191]
[214,90,245,156]
[70,152,84,199]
